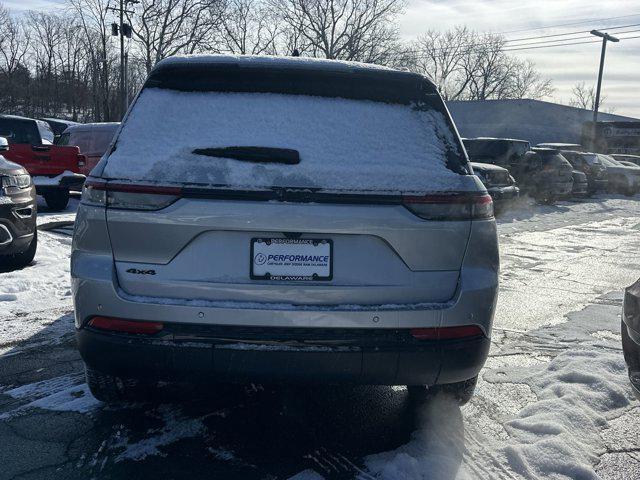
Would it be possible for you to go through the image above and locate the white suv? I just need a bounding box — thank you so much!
[71,55,499,404]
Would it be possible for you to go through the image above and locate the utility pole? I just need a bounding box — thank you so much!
[588,30,619,151]
[107,0,138,119]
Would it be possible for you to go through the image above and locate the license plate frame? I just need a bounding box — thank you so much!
[250,238,333,281]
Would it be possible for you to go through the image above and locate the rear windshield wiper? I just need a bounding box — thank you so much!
[192,146,300,165]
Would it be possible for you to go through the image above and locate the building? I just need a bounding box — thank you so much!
[447,99,639,146]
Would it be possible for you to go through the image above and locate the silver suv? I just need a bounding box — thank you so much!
[71,56,499,404]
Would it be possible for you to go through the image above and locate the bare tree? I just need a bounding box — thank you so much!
[68,0,119,120]
[216,0,281,54]
[506,58,555,100]
[270,0,405,61]
[406,27,554,102]
[408,27,476,100]
[127,0,224,74]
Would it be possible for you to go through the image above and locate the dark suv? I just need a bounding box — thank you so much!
[463,137,531,169]
[510,148,573,203]
[554,150,608,194]
[0,137,37,269]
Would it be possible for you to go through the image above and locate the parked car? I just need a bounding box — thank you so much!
[536,142,585,150]
[569,170,588,197]
[617,160,640,168]
[0,114,86,210]
[72,55,499,405]
[0,137,37,269]
[463,137,531,168]
[557,150,608,194]
[40,118,80,140]
[510,148,573,203]
[612,154,640,166]
[597,154,640,196]
[56,122,120,176]
[622,278,640,399]
[470,161,519,209]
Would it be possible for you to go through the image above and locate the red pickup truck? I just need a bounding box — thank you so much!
[0,115,86,210]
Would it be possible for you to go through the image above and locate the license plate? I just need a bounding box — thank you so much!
[251,238,333,281]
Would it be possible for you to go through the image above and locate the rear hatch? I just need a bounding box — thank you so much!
[98,58,485,308]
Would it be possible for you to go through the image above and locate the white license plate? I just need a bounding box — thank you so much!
[251,238,333,281]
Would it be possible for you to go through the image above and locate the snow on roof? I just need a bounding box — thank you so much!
[470,161,509,172]
[64,122,120,132]
[155,54,396,74]
[103,89,473,193]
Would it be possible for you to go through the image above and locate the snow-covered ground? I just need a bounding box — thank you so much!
[0,195,638,479]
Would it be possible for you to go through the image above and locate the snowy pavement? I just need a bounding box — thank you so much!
[0,195,639,479]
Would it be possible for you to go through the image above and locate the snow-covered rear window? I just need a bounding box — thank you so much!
[103,88,469,192]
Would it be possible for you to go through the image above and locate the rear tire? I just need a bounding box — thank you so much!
[85,366,155,403]
[407,376,478,406]
[622,320,640,371]
[0,230,37,270]
[43,189,70,211]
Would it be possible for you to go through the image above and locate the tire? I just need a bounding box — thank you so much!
[0,230,37,270]
[43,189,70,211]
[407,376,478,406]
[622,320,640,371]
[623,186,636,197]
[85,366,155,403]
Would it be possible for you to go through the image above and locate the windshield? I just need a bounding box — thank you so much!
[103,88,468,193]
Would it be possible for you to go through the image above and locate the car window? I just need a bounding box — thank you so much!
[103,80,469,193]
[68,131,94,154]
[0,118,43,145]
[91,129,117,155]
[56,132,71,146]
[36,120,55,144]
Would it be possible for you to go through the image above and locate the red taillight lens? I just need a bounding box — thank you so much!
[88,316,164,334]
[81,180,181,210]
[410,325,485,340]
[402,193,493,220]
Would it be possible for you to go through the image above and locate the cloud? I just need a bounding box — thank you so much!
[401,0,640,117]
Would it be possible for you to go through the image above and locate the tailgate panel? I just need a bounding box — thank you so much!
[107,198,471,306]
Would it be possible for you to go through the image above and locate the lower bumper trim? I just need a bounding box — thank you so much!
[77,326,490,386]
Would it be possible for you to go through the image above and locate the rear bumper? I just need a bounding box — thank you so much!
[571,182,589,196]
[33,172,85,191]
[589,178,608,192]
[76,325,490,386]
[487,185,519,202]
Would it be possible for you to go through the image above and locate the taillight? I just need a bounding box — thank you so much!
[81,179,181,210]
[88,316,164,334]
[402,193,493,220]
[77,154,86,167]
[410,325,485,340]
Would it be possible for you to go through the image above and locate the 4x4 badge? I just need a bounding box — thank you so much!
[126,268,156,275]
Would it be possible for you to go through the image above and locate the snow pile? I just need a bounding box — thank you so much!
[104,90,470,192]
[485,349,630,479]
[0,374,101,418]
[364,394,469,480]
[0,230,72,319]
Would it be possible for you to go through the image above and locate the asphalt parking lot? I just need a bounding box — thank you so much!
[1,195,640,480]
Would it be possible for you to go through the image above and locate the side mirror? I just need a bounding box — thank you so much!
[0,136,8,152]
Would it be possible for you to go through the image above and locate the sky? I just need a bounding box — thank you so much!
[4,0,639,118]
[399,0,640,117]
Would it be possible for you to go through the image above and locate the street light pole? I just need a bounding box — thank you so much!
[590,30,619,124]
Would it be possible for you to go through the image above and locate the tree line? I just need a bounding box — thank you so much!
[0,0,560,122]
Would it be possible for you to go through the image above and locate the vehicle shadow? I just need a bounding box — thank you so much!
[0,313,466,479]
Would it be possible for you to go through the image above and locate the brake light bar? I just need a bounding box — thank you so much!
[88,316,164,334]
[410,325,485,340]
[82,179,182,210]
[402,193,493,220]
